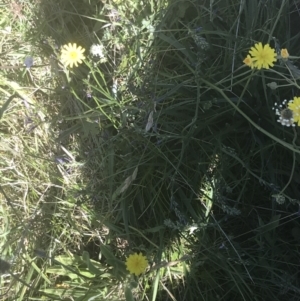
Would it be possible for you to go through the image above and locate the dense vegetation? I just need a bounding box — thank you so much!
[1,0,300,300]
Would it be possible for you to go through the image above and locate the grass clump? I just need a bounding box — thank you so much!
[1,0,300,300]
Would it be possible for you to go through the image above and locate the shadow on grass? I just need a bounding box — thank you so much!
[9,0,300,300]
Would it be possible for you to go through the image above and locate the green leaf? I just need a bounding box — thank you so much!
[99,244,116,264]
[0,94,15,120]
[82,251,103,275]
[157,32,196,64]
[112,167,138,200]
[151,271,161,301]
[176,2,189,18]
[258,215,281,233]
[125,285,135,301]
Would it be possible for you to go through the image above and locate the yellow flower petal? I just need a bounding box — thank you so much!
[243,55,254,69]
[281,48,289,59]
[61,43,85,68]
[125,253,148,276]
[248,42,277,69]
[288,96,300,126]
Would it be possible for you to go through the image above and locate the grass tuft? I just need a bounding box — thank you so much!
[1,0,300,300]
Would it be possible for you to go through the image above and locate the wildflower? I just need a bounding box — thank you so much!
[60,43,85,68]
[125,253,148,276]
[24,56,33,68]
[273,99,294,127]
[1,26,11,34]
[247,42,277,69]
[288,96,300,126]
[90,44,107,63]
[243,55,254,69]
[281,48,289,59]
[90,44,105,58]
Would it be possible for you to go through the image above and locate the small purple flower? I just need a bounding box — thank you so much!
[55,156,69,164]
[24,56,33,68]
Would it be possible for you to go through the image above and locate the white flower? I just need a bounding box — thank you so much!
[272,100,295,127]
[1,26,11,34]
[90,44,106,60]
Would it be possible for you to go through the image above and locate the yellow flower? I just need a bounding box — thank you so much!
[61,43,85,68]
[281,48,289,59]
[248,42,277,69]
[288,96,300,126]
[243,55,254,69]
[125,253,148,276]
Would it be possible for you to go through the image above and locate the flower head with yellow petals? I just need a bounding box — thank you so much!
[61,43,85,68]
[288,96,300,126]
[125,253,148,276]
[281,48,289,60]
[243,55,254,69]
[243,42,277,69]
